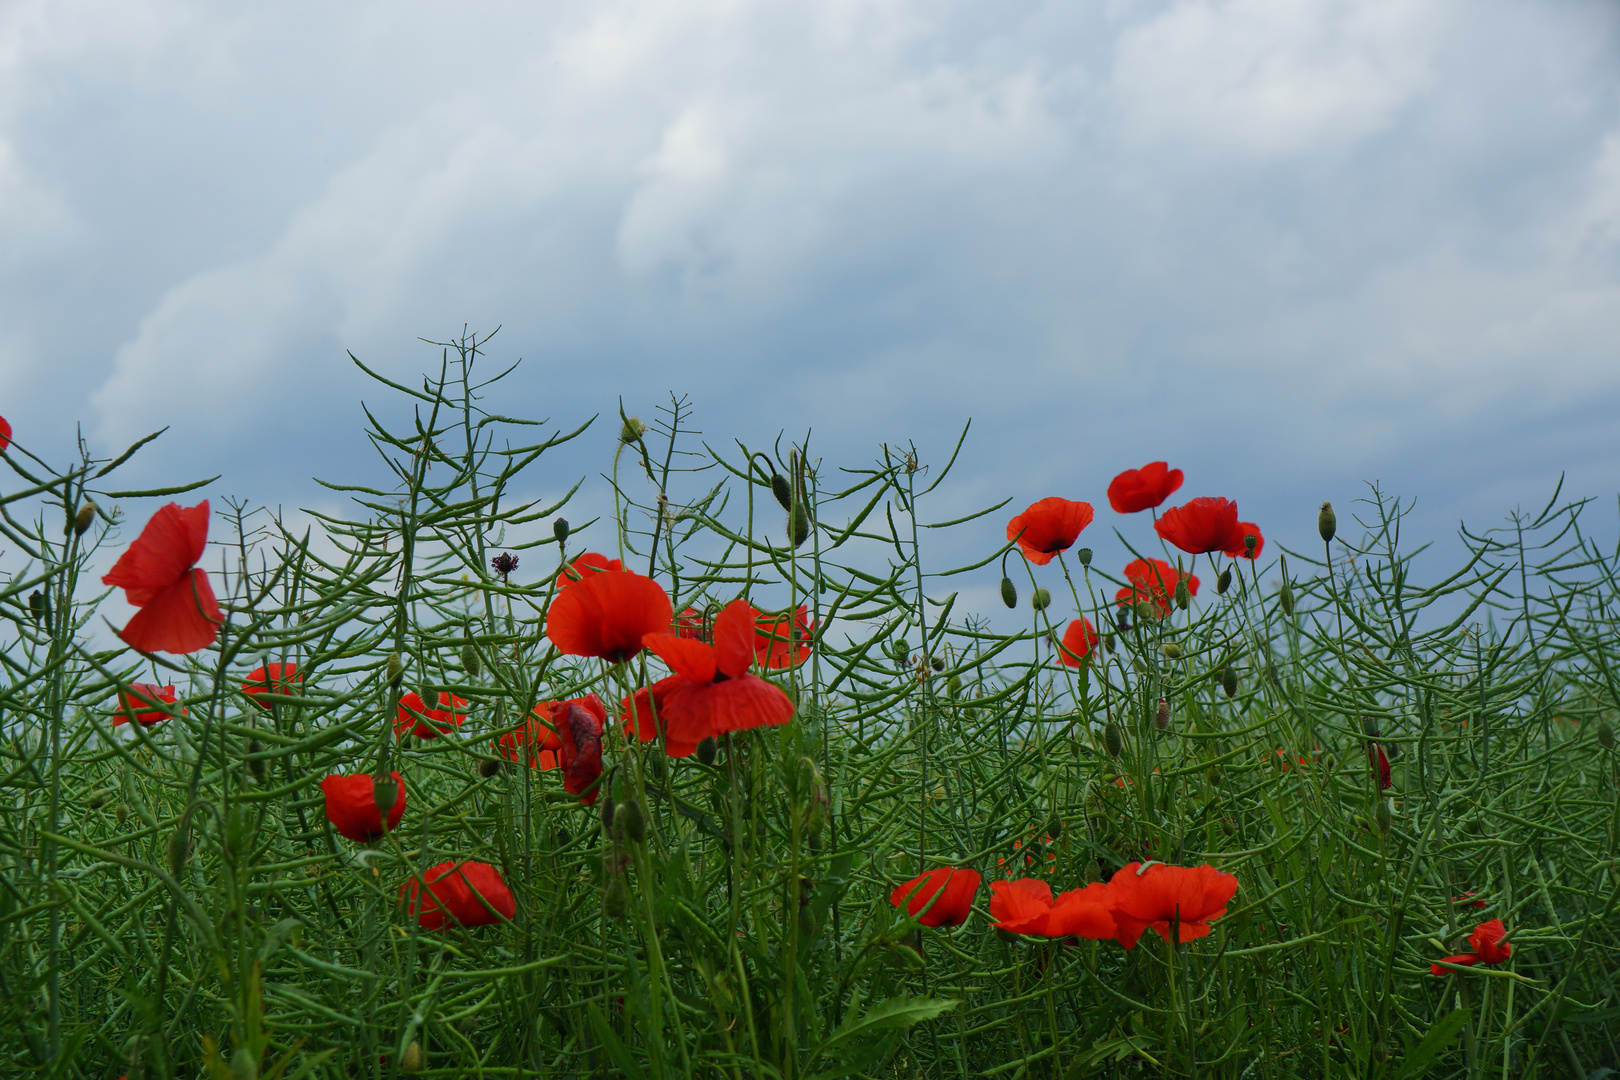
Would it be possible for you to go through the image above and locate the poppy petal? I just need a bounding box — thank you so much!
[712,599,757,678]
[102,501,211,602]
[118,569,221,653]
[643,633,718,684]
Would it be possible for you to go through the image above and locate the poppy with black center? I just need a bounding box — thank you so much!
[546,568,672,662]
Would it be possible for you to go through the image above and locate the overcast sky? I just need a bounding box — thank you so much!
[4,0,1619,605]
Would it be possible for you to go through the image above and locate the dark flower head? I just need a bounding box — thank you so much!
[491,552,519,579]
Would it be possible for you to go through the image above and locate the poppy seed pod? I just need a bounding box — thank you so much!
[460,643,481,677]
[401,1041,424,1074]
[1000,577,1017,609]
[1155,698,1171,732]
[478,758,502,778]
[1103,723,1123,758]
[87,788,114,810]
[372,774,398,815]
[386,652,404,682]
[1279,582,1295,616]
[1597,720,1615,750]
[616,800,646,844]
[166,821,190,876]
[697,737,718,766]
[1361,715,1381,738]
[1244,534,1257,554]
[1216,567,1232,595]
[1174,579,1190,611]
[1319,502,1336,544]
[1031,588,1051,612]
[620,417,646,443]
[1134,601,1157,624]
[770,471,793,511]
[1160,642,1182,659]
[1077,547,1093,567]
[1221,666,1238,698]
[790,504,811,548]
[74,501,98,537]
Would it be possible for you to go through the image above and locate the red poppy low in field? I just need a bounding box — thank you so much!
[395,691,469,739]
[1057,619,1099,666]
[1114,558,1199,618]
[621,676,693,755]
[1432,919,1512,975]
[555,699,606,804]
[555,552,622,588]
[1154,498,1241,556]
[1368,742,1392,789]
[754,604,815,668]
[242,663,301,708]
[321,772,406,842]
[101,501,223,654]
[1453,892,1488,909]
[1007,498,1094,566]
[891,867,982,927]
[642,599,795,748]
[1223,522,1264,559]
[112,683,183,727]
[546,569,672,662]
[987,878,1116,939]
[1108,862,1239,948]
[676,607,706,640]
[1107,462,1184,514]
[400,860,515,930]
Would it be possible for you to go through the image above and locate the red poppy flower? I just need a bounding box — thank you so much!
[1057,619,1099,666]
[1107,462,1184,514]
[1007,498,1095,566]
[546,569,672,662]
[1114,558,1199,618]
[891,867,982,928]
[112,683,183,727]
[321,772,406,842]
[676,607,706,640]
[1431,919,1512,975]
[1223,523,1264,560]
[1368,742,1392,789]
[753,604,814,668]
[1154,498,1241,556]
[642,599,796,746]
[0,416,11,451]
[1108,862,1239,948]
[101,500,223,654]
[399,860,515,930]
[496,698,603,769]
[242,663,301,709]
[555,552,623,589]
[621,677,698,757]
[1453,892,1488,909]
[555,699,605,804]
[987,878,1116,939]
[395,691,469,739]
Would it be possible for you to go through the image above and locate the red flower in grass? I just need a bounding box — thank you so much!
[1453,892,1489,910]
[987,878,1116,939]
[496,696,603,769]
[1368,742,1392,789]
[555,699,605,804]
[113,683,183,727]
[1223,523,1264,560]
[546,569,672,662]
[1108,862,1239,949]
[676,607,706,640]
[400,860,515,930]
[1114,558,1199,618]
[1107,462,1184,514]
[1154,498,1241,556]
[321,772,406,842]
[395,691,469,739]
[555,552,622,589]
[101,501,222,654]
[0,416,11,451]
[642,599,796,748]
[1431,919,1512,976]
[891,867,982,928]
[1057,619,1099,666]
[621,677,698,757]
[1007,498,1094,566]
[242,663,301,709]
[754,604,815,668]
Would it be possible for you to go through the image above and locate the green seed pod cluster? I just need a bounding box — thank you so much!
[1221,666,1238,698]
[1319,502,1336,544]
[1031,588,1051,612]
[1000,577,1017,609]
[1217,567,1232,595]
[460,642,481,677]
[1103,723,1123,758]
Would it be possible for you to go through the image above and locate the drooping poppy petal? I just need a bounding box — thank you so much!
[1223,523,1264,560]
[622,677,682,744]
[1469,919,1512,963]
[1107,462,1184,514]
[242,663,302,709]
[102,502,211,604]
[1007,498,1095,566]
[112,683,182,727]
[321,772,406,842]
[1453,892,1488,909]
[555,552,622,589]
[1430,953,1483,975]
[890,867,982,928]
[753,604,814,668]
[118,569,223,654]
[675,607,706,640]
[987,878,1056,935]
[546,570,673,662]
[1057,619,1099,667]
[660,674,794,743]
[1108,862,1239,948]
[1115,559,1200,618]
[395,691,469,739]
[556,701,604,804]
[1154,498,1241,556]
[497,703,565,768]
[399,860,515,930]
[713,599,759,677]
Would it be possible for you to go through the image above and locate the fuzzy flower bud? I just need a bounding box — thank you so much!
[620,417,646,443]
[1217,567,1232,595]
[401,1041,424,1074]
[1319,502,1337,544]
[603,875,630,917]
[1000,577,1017,609]
[1174,579,1191,611]
[770,471,794,511]
[372,774,398,815]
[386,652,404,682]
[1160,642,1182,660]
[459,643,481,677]
[616,800,646,844]
[697,737,718,766]
[1154,698,1172,732]
[74,502,98,537]
[1279,582,1295,616]
[1221,667,1238,698]
[1103,723,1123,758]
[1031,588,1051,612]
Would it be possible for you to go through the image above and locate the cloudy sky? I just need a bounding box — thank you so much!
[4,0,1619,597]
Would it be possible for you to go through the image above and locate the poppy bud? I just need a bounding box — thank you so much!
[28,590,47,625]
[1216,568,1232,595]
[246,739,267,783]
[386,652,404,682]
[616,800,646,844]
[1360,716,1381,738]
[87,788,114,810]
[1374,800,1392,835]
[1221,667,1238,698]
[603,875,630,917]
[401,1041,424,1074]
[1046,815,1064,839]
[1597,720,1615,750]
[372,774,398,815]
[620,417,646,443]
[770,471,794,511]
[1134,601,1156,624]
[930,655,945,672]
[115,803,128,825]
[460,643,481,677]
[697,737,718,766]
[1154,698,1171,732]
[1000,577,1017,609]
[1279,582,1294,616]
[946,674,961,698]
[1371,1042,1388,1065]
[479,758,502,779]
[1160,642,1182,659]
[1318,502,1336,544]
[1103,633,1116,653]
[807,785,828,837]
[167,821,190,876]
[230,1047,258,1080]
[790,504,811,548]
[1031,588,1051,612]
[1103,723,1123,758]
[1206,764,1223,786]
[1174,579,1190,611]
[600,798,616,833]
[1244,534,1257,554]
[74,501,98,537]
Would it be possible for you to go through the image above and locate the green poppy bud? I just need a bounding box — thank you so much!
[1103,633,1116,653]
[1160,642,1182,659]
[1221,667,1238,698]
[1000,577,1017,609]
[807,785,828,837]
[459,643,481,677]
[479,758,502,778]
[1174,579,1190,611]
[600,798,616,834]
[1154,698,1171,732]
[87,788,114,810]
[1103,723,1123,758]
[1279,582,1294,616]
[697,737,718,766]
[553,517,570,546]
[74,502,98,537]
[620,417,646,443]
[1598,720,1615,751]
[1360,715,1381,738]
[946,674,962,698]
[1374,800,1392,835]
[616,801,646,844]
[115,803,128,825]
[247,738,267,783]
[28,590,47,625]
[790,503,811,548]
[230,1047,259,1080]
[930,655,945,671]
[603,875,630,917]
[1217,567,1232,595]
[770,471,793,511]
[166,820,190,876]
[1319,502,1336,544]
[386,652,404,682]
[1031,588,1051,612]
[1206,764,1223,786]
[1046,815,1064,839]
[401,1041,424,1074]
[1134,601,1157,624]
[372,774,398,815]
[1077,547,1092,567]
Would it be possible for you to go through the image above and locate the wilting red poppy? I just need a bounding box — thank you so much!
[1114,558,1199,618]
[1007,498,1094,566]
[1057,619,1099,666]
[1431,919,1512,975]
[112,683,183,727]
[987,878,1116,939]
[321,772,406,842]
[555,552,622,589]
[621,676,697,756]
[395,691,469,739]
[1154,498,1241,556]
[546,569,672,662]
[1453,892,1488,909]
[1107,462,1184,514]
[101,501,223,654]
[891,867,982,928]
[399,860,515,930]
[242,663,302,709]
[642,599,796,747]
[0,416,11,451]
[1368,742,1392,789]
[497,702,565,768]
[1108,862,1239,948]
[754,604,814,668]
[555,699,605,804]
[1223,523,1264,560]
[676,607,706,640]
